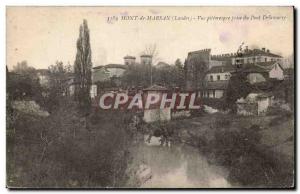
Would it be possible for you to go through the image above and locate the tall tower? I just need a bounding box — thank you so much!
[140,55,153,66]
[124,55,136,65]
[185,49,211,90]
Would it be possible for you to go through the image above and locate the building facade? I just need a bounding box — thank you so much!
[241,61,284,84]
[200,65,235,99]
[236,93,273,116]
[231,47,282,68]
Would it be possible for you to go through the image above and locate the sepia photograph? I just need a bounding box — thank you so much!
[6,6,295,189]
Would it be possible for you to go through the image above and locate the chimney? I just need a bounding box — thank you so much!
[262,48,266,52]
[267,49,270,53]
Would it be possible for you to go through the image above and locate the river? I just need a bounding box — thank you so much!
[131,136,232,188]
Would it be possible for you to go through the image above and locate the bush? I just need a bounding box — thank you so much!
[266,106,292,116]
[267,106,293,127]
[215,116,231,128]
[7,102,134,188]
[206,123,293,187]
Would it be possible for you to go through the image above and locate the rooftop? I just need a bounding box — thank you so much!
[207,65,235,74]
[237,92,273,103]
[124,55,136,59]
[200,80,229,90]
[36,69,50,74]
[93,64,128,70]
[238,48,282,58]
[143,84,168,91]
[140,54,152,58]
[156,61,170,68]
[240,61,283,73]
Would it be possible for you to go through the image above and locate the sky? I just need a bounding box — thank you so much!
[6,6,294,70]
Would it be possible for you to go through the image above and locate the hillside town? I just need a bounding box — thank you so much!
[7,18,294,188]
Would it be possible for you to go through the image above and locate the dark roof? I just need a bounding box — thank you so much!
[236,92,273,104]
[251,61,279,66]
[93,64,127,70]
[240,61,283,73]
[93,65,104,70]
[36,69,50,74]
[105,64,127,69]
[207,65,235,74]
[140,54,152,58]
[238,49,282,58]
[143,84,168,91]
[156,61,170,68]
[124,55,136,59]
[283,68,294,75]
[256,93,273,98]
[201,80,229,90]
[241,64,268,73]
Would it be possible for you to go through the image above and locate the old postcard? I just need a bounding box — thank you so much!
[6,6,294,189]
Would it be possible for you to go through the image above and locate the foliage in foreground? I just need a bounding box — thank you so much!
[7,101,135,188]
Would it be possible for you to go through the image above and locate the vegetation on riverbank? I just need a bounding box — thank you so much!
[7,100,137,188]
[150,110,294,188]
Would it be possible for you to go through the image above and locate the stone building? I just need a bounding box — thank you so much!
[240,61,285,84]
[184,46,283,91]
[185,49,213,90]
[231,47,282,68]
[36,69,50,87]
[140,54,153,66]
[200,65,235,99]
[124,55,136,65]
[236,92,273,116]
[142,85,171,123]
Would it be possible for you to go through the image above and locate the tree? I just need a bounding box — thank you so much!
[140,44,160,86]
[121,64,150,88]
[74,19,92,114]
[173,59,185,87]
[174,59,182,68]
[8,61,43,102]
[46,61,72,112]
[225,72,252,111]
[13,61,36,75]
[141,44,160,64]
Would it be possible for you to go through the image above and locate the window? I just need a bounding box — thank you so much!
[217,75,220,81]
[265,58,267,62]
[225,74,230,80]
[210,75,213,81]
[275,64,277,70]
[213,90,215,98]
